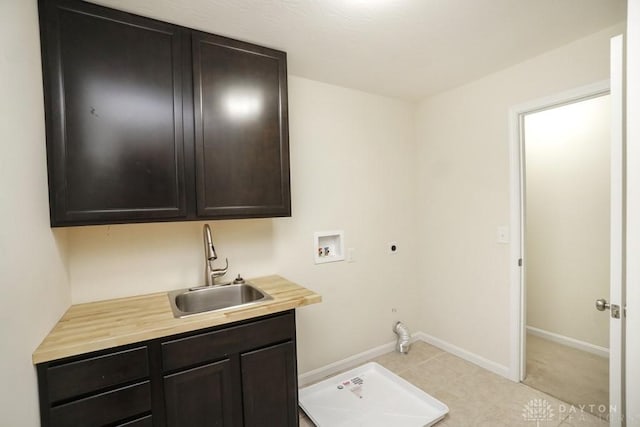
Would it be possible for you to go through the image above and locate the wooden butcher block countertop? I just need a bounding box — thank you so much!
[33,275,321,364]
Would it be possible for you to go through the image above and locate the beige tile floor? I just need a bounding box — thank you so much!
[298,341,608,426]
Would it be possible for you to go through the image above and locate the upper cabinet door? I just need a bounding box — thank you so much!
[40,0,187,226]
[192,32,291,219]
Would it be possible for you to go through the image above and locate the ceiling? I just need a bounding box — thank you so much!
[89,0,626,100]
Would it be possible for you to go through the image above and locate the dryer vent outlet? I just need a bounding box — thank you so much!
[393,321,411,354]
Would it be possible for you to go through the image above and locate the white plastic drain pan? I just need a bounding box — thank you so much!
[299,362,449,427]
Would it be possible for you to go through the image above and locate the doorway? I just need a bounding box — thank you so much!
[509,36,625,427]
[521,93,611,417]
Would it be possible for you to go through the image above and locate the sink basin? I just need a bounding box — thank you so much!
[168,283,272,318]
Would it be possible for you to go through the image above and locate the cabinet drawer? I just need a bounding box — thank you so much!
[162,311,295,372]
[47,346,149,403]
[49,381,151,426]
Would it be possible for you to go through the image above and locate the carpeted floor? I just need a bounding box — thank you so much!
[523,333,609,418]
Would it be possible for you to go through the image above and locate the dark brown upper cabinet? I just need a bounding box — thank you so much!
[192,32,290,219]
[39,0,187,226]
[39,0,290,227]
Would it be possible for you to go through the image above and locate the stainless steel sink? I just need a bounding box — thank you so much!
[168,283,272,318]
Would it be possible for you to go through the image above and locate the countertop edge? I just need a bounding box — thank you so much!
[32,275,321,364]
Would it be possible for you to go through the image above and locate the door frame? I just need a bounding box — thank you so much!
[508,80,611,383]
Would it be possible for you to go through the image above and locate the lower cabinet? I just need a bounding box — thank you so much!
[164,359,235,426]
[241,342,298,427]
[37,310,298,427]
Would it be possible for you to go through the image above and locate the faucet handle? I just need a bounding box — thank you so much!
[211,258,229,278]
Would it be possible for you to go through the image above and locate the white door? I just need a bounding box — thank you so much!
[606,34,624,427]
[510,33,625,427]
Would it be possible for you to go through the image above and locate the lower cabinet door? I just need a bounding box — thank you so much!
[241,341,298,427]
[164,359,235,427]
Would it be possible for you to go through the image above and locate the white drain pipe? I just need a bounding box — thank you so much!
[393,321,411,354]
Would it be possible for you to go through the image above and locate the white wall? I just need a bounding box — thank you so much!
[0,1,71,424]
[273,77,420,373]
[415,24,622,369]
[525,95,610,349]
[67,75,420,374]
[68,219,277,302]
[625,0,640,424]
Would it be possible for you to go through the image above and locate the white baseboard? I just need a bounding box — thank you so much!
[414,332,511,379]
[526,326,609,358]
[297,338,400,387]
[298,332,511,387]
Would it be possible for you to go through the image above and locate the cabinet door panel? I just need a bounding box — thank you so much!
[40,0,186,225]
[241,341,298,427]
[164,359,236,427]
[192,32,290,218]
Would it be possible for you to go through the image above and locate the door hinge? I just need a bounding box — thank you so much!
[518,258,522,267]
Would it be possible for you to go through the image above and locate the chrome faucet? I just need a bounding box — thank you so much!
[203,224,228,286]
